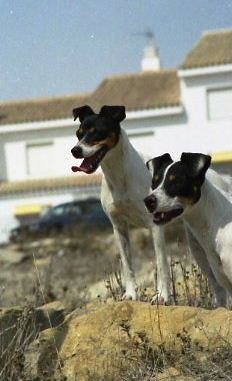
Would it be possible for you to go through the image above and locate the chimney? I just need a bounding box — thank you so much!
[142,45,161,72]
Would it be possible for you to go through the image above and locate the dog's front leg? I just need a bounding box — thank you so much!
[113,224,137,300]
[185,225,227,307]
[150,225,171,304]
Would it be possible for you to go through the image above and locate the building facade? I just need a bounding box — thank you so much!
[0,29,231,242]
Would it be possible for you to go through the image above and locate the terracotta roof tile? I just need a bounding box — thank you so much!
[1,29,230,126]
[0,70,180,125]
[86,70,180,112]
[180,29,232,69]
[0,174,101,195]
[0,93,90,125]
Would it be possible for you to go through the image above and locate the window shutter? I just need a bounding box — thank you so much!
[207,87,232,120]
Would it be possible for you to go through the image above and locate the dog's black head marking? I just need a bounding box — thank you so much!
[73,105,95,122]
[71,105,126,174]
[99,105,126,122]
[146,153,173,190]
[73,105,126,145]
[180,152,211,184]
[144,152,211,225]
[166,153,210,201]
[147,152,211,202]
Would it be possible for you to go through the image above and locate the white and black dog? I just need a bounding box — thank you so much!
[71,105,170,301]
[144,152,232,306]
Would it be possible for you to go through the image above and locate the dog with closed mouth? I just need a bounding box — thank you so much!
[144,152,232,305]
[71,105,171,301]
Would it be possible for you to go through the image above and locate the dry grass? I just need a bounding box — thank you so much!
[105,258,223,309]
[0,306,39,380]
[84,307,232,381]
[0,225,231,380]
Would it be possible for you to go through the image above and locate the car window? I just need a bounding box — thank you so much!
[66,203,82,215]
[51,204,67,216]
[81,201,102,214]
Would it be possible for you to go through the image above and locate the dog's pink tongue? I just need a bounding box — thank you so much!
[71,163,90,173]
[71,166,80,172]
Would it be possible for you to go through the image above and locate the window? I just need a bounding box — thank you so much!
[26,142,54,177]
[207,87,232,120]
[66,203,82,216]
[43,204,67,220]
[51,205,67,216]
[81,201,102,214]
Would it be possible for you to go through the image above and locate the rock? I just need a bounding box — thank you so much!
[0,248,29,267]
[22,238,57,254]
[0,301,65,375]
[85,262,155,301]
[155,366,200,380]
[33,256,52,267]
[0,300,65,338]
[24,301,232,381]
[35,301,65,330]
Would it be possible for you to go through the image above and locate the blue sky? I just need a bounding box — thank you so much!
[0,0,231,101]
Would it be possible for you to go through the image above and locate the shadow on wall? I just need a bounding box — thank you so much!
[0,140,7,181]
[212,162,232,176]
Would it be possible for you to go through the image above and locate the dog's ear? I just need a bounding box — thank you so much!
[99,105,126,122]
[72,105,95,122]
[146,153,173,177]
[181,152,211,182]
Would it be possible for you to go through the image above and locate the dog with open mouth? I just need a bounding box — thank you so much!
[144,152,232,305]
[71,105,121,174]
[71,105,171,302]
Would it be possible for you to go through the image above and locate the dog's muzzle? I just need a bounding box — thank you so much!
[144,194,157,213]
[71,146,83,159]
[71,145,108,174]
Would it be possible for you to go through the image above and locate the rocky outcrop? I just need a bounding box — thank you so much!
[0,301,65,378]
[24,301,232,381]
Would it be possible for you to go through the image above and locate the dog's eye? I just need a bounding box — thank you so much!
[151,175,160,190]
[76,128,84,139]
[169,175,176,181]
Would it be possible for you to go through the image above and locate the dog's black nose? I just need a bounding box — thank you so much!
[144,195,157,213]
[71,146,83,158]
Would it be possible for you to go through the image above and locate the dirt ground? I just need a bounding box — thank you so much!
[1,222,231,381]
[0,220,219,311]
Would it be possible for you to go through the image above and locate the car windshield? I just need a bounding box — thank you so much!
[41,201,101,220]
[66,204,82,215]
[80,201,102,214]
[42,203,83,219]
[42,204,67,219]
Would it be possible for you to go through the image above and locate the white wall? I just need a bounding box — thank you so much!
[0,67,231,242]
[1,115,184,181]
[2,126,78,181]
[180,71,232,126]
[1,106,231,182]
[149,122,232,161]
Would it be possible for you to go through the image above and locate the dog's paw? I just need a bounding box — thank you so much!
[150,291,170,306]
[122,290,137,301]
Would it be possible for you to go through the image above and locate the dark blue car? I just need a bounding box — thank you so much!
[10,198,111,241]
[39,198,110,231]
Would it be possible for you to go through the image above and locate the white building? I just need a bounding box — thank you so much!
[0,29,231,242]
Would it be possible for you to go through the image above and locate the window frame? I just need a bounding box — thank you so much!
[25,140,54,177]
[206,85,232,121]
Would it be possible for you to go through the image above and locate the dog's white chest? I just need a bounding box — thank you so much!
[109,193,150,226]
[102,186,150,228]
[113,200,148,227]
[215,224,232,281]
